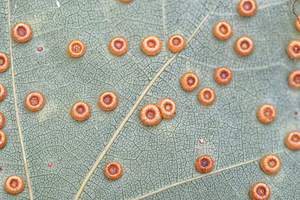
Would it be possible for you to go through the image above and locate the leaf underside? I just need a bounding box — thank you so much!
[0,0,299,199]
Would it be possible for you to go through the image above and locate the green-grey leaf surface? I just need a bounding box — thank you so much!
[0,0,299,199]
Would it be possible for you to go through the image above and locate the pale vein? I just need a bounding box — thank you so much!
[7,0,33,199]
[74,1,218,199]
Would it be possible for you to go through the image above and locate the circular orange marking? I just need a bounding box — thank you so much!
[238,0,257,17]
[167,34,185,53]
[141,35,162,56]
[0,83,6,101]
[288,70,300,88]
[180,72,199,91]
[0,129,7,149]
[140,103,162,126]
[213,21,232,40]
[0,112,5,129]
[195,155,214,173]
[71,101,91,121]
[235,36,254,56]
[285,131,300,150]
[250,182,270,200]
[286,40,300,59]
[12,22,32,43]
[109,36,128,56]
[5,175,24,194]
[68,39,85,57]
[0,52,9,72]
[25,91,45,111]
[257,104,276,124]
[98,91,118,111]
[157,98,176,119]
[214,67,232,85]
[260,154,281,174]
[104,161,122,179]
[198,87,215,105]
[120,0,131,2]
[296,16,300,32]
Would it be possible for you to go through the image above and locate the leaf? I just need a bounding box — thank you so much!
[0,0,299,199]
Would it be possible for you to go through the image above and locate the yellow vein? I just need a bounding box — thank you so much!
[74,2,217,199]
[133,150,285,200]
[7,0,33,199]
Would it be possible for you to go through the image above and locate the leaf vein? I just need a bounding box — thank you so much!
[7,0,33,199]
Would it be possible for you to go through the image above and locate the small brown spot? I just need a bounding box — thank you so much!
[199,139,204,144]
[37,46,43,52]
[48,162,53,168]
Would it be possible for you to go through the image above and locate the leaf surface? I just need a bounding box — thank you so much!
[0,0,299,199]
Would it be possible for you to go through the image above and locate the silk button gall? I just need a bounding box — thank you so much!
[0,112,5,129]
[98,91,118,111]
[286,40,300,59]
[0,83,6,101]
[109,37,128,56]
[0,129,7,149]
[5,175,24,194]
[213,21,233,40]
[12,22,32,43]
[157,98,176,119]
[141,35,162,56]
[257,104,276,124]
[0,52,9,72]
[260,154,281,174]
[238,0,257,17]
[285,131,300,150]
[235,36,254,56]
[71,101,91,121]
[167,34,185,53]
[25,91,45,111]
[198,87,215,105]
[288,70,300,88]
[195,155,214,173]
[68,39,85,57]
[180,72,199,91]
[140,103,162,126]
[104,161,122,179]
[250,182,271,200]
[214,67,232,85]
